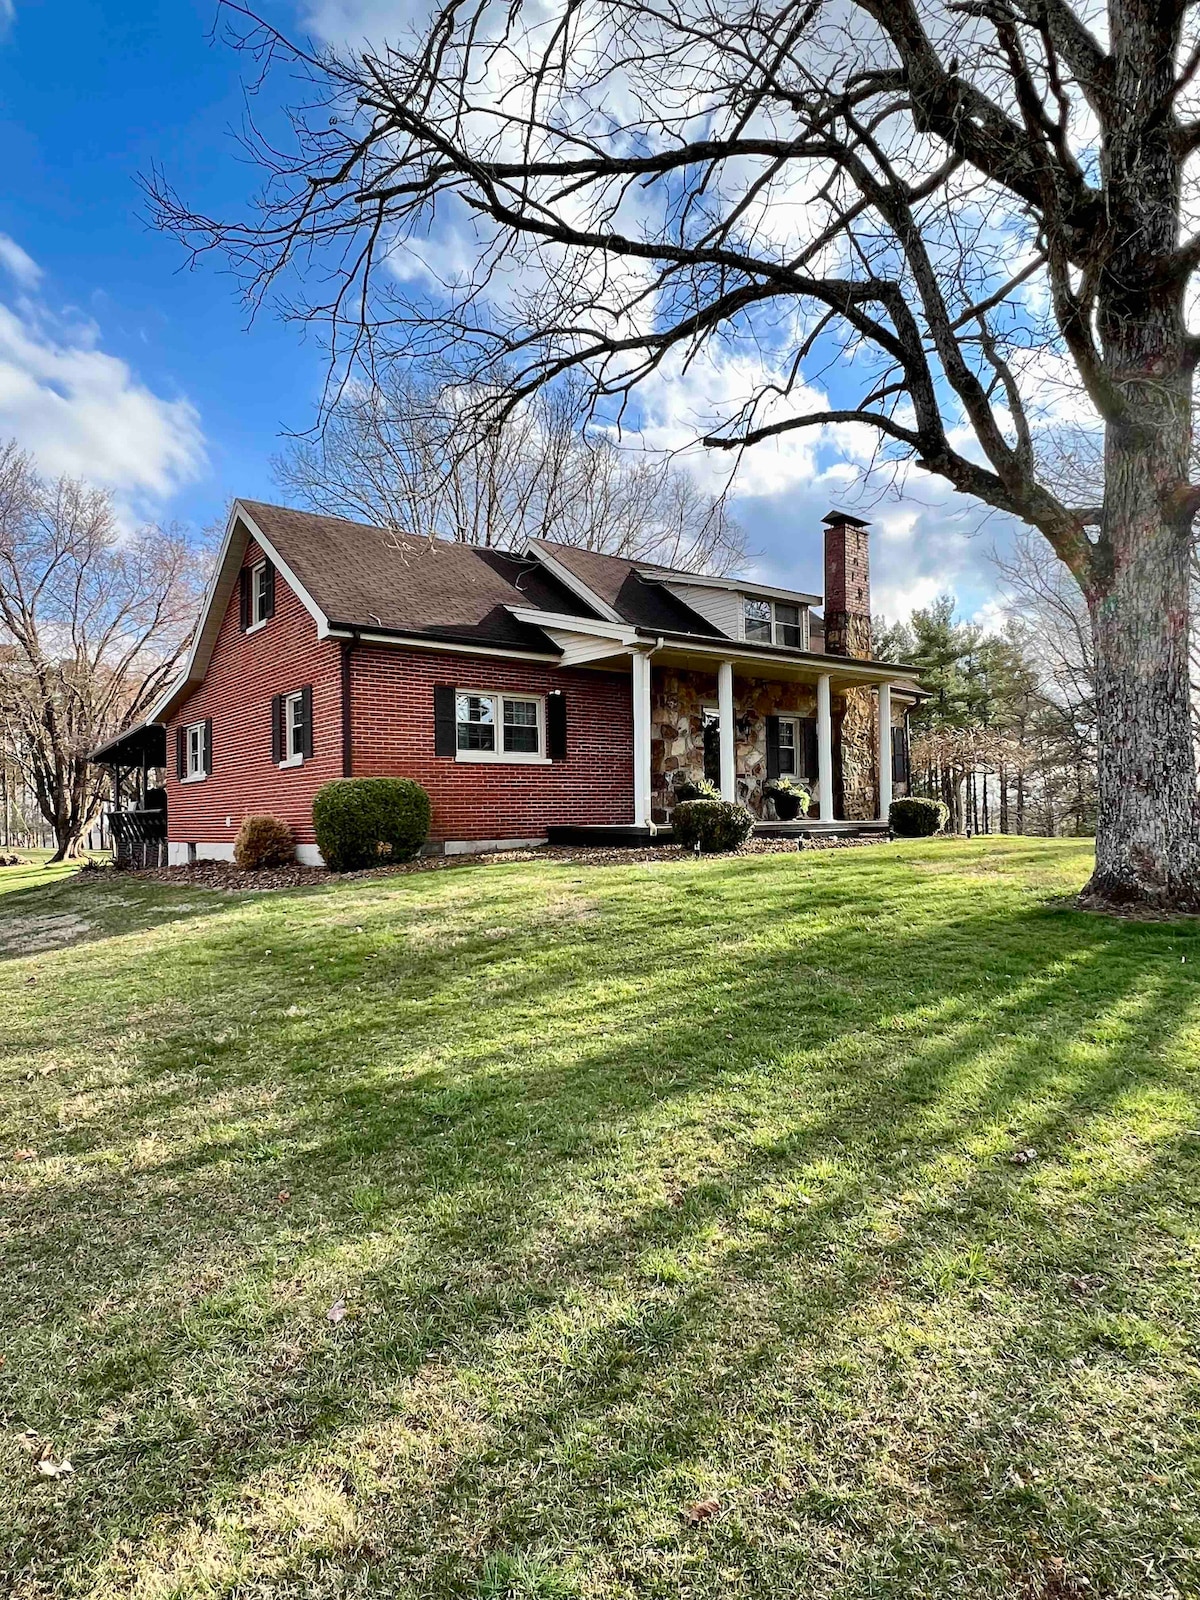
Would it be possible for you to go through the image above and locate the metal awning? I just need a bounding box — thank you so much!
[89,722,167,768]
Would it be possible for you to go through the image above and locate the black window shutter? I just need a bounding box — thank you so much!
[263,560,276,620]
[203,718,213,775]
[175,725,186,780]
[239,568,251,632]
[271,694,284,764]
[434,684,456,757]
[547,691,567,760]
[799,716,818,780]
[891,725,909,784]
[765,715,780,780]
[300,684,314,759]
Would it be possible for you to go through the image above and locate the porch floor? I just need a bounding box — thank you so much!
[546,819,891,848]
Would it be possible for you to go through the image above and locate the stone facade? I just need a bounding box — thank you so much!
[650,666,824,820]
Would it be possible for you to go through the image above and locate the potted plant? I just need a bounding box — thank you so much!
[763,776,810,822]
[672,772,721,803]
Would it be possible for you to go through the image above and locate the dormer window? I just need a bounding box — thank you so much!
[743,597,772,641]
[742,595,807,649]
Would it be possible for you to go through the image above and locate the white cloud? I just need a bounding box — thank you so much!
[0,234,39,291]
[0,242,205,515]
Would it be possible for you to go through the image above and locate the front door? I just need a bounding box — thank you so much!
[702,707,720,785]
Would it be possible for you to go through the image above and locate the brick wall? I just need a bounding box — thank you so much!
[823,518,872,660]
[166,548,637,852]
[349,645,634,841]
[166,539,344,850]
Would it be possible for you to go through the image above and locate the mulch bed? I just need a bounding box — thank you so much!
[100,832,888,894]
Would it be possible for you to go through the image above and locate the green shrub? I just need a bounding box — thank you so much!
[672,773,721,802]
[889,796,949,837]
[313,777,432,871]
[672,798,755,853]
[233,815,295,869]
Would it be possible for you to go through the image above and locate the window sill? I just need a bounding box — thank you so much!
[245,619,267,636]
[180,772,208,785]
[279,755,304,770]
[455,752,551,766]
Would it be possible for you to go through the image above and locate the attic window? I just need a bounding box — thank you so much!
[744,597,772,642]
[743,596,807,649]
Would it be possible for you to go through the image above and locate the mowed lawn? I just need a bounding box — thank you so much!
[2,838,1199,1599]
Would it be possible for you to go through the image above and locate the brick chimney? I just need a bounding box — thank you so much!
[822,510,872,659]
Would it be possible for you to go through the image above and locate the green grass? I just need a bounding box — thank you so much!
[2,836,1199,1598]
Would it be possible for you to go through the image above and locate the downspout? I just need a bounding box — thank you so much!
[341,632,359,777]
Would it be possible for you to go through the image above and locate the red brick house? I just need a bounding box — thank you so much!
[94,500,922,865]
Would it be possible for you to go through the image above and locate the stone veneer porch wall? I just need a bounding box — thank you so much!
[650,665,910,822]
[651,666,820,820]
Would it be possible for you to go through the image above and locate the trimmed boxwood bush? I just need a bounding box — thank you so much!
[233,814,295,869]
[672,773,721,802]
[313,777,432,870]
[672,798,755,853]
[889,796,949,837]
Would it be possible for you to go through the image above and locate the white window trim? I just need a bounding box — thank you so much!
[182,720,208,783]
[741,597,809,650]
[454,690,550,765]
[280,690,305,768]
[248,559,270,630]
[775,714,800,777]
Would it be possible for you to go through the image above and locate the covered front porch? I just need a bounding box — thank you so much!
[508,604,916,842]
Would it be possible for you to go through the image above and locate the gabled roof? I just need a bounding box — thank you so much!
[524,540,726,635]
[238,501,599,650]
[148,499,918,725]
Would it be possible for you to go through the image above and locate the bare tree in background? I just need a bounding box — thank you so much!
[0,445,206,860]
[152,0,1200,908]
[279,368,747,572]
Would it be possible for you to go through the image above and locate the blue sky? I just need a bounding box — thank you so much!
[0,0,1013,621]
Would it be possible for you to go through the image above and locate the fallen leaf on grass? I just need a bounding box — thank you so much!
[327,1298,347,1325]
[277,1190,291,1204]
[1010,1147,1038,1166]
[36,1456,73,1479]
[11,1149,36,1162]
[682,1497,721,1525]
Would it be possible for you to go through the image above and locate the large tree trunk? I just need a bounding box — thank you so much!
[1083,512,1200,908]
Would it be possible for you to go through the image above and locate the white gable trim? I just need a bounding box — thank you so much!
[523,539,624,624]
[147,500,333,724]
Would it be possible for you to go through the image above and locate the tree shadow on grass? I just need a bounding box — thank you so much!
[4,848,1200,1596]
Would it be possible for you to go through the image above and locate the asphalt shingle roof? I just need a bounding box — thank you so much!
[238,501,722,647]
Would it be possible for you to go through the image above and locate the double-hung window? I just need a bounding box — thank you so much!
[186,722,205,779]
[742,595,808,649]
[241,559,275,632]
[776,717,798,776]
[743,597,772,642]
[774,603,804,649]
[282,691,305,766]
[455,691,545,762]
[177,718,212,783]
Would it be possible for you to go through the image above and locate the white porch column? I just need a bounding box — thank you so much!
[717,659,736,802]
[816,672,834,821]
[877,681,892,822]
[632,650,652,827]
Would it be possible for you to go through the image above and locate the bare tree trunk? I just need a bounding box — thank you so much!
[1084,516,1200,905]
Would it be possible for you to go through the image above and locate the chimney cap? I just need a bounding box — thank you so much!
[822,509,871,529]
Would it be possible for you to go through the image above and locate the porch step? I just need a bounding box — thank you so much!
[753,818,890,838]
[546,819,890,848]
